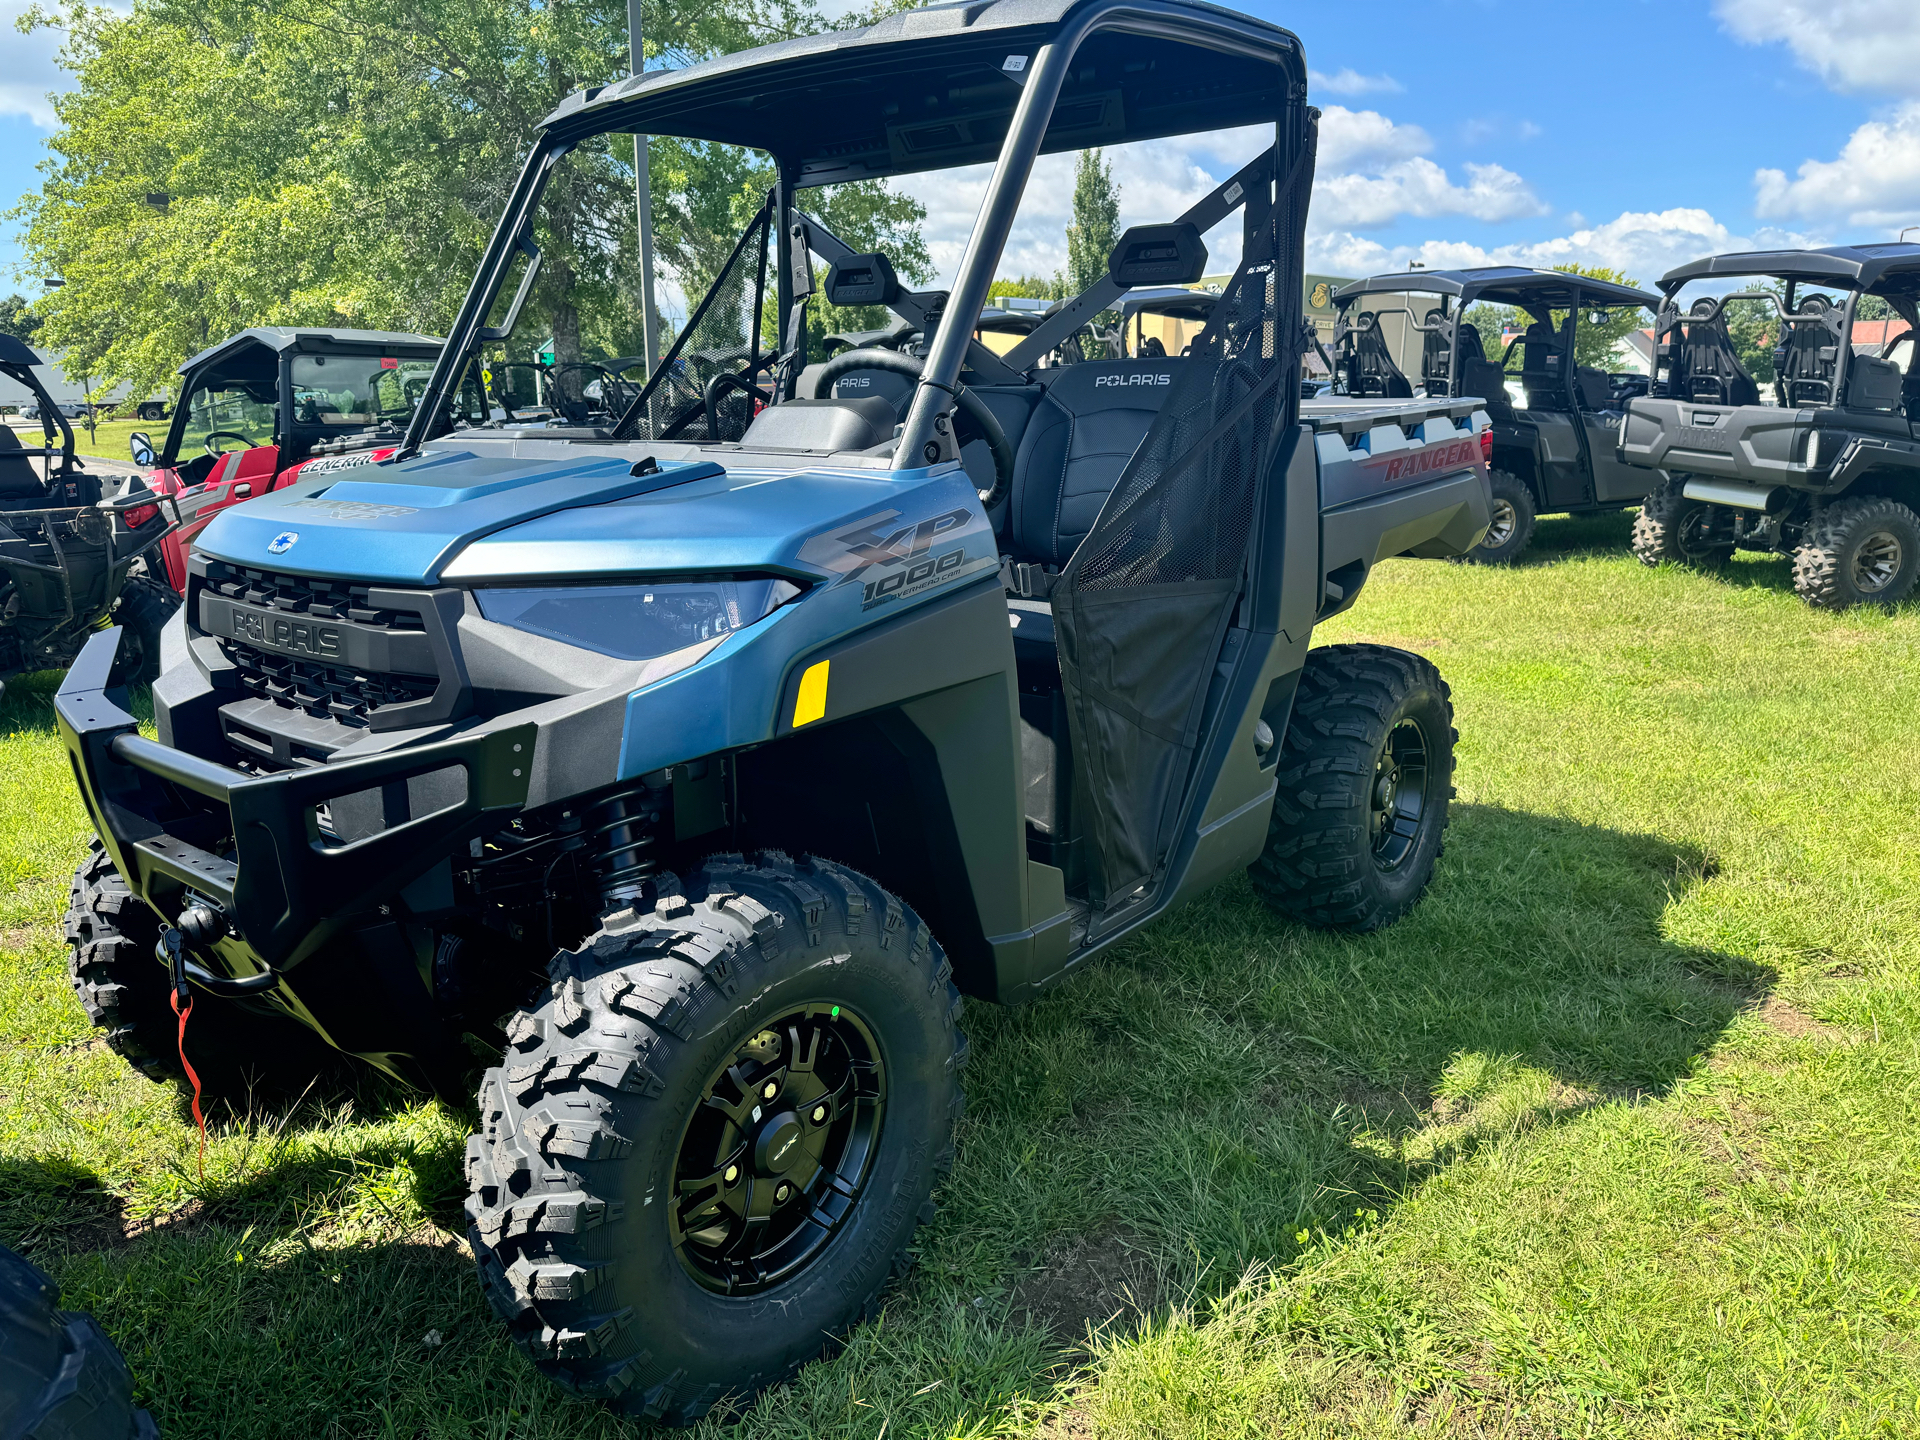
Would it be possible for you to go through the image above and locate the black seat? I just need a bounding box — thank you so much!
[1004,360,1174,569]
[1777,296,1836,406]
[1676,300,1759,407]
[0,424,47,501]
[1454,323,1510,414]
[1343,314,1414,398]
[1519,321,1568,408]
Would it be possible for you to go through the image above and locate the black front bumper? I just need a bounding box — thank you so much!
[58,626,534,975]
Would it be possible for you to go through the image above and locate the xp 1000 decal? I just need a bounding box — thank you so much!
[797,501,996,611]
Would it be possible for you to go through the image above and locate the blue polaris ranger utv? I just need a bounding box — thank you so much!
[58,0,1491,1419]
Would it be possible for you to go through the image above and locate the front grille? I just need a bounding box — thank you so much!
[201,560,438,728]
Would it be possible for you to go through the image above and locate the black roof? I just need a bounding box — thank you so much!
[1658,243,1919,293]
[541,0,1303,188]
[1334,267,1659,313]
[179,326,446,377]
[0,334,40,369]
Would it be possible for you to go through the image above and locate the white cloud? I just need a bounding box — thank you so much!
[1313,158,1548,228]
[1753,101,1920,228]
[1316,105,1431,168]
[1308,68,1402,97]
[1309,107,1546,230]
[1713,0,1919,95]
[0,1,67,128]
[1307,207,1822,287]
[896,127,1272,286]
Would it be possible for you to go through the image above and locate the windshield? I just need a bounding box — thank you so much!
[178,380,277,455]
[290,354,437,427]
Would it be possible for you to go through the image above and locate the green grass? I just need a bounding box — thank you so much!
[2,511,1915,1437]
[4,414,161,466]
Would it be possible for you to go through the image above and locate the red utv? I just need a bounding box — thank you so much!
[130,327,489,592]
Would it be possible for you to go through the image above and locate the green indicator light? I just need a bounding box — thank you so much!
[831,1006,840,1018]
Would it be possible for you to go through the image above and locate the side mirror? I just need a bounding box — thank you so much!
[128,431,155,468]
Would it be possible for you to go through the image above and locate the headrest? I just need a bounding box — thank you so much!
[1524,322,1556,344]
[1796,295,1830,315]
[825,253,900,308]
[1457,323,1484,354]
[1689,298,1717,319]
[1425,309,1446,326]
[1107,223,1207,287]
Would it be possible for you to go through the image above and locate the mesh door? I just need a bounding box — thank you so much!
[1053,126,1318,909]
[618,202,773,443]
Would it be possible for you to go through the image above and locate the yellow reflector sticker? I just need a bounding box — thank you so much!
[793,659,830,727]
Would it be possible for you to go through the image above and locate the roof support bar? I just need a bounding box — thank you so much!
[997,144,1276,374]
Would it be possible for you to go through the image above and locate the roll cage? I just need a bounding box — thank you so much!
[1648,244,1919,411]
[1328,267,1659,408]
[400,0,1313,468]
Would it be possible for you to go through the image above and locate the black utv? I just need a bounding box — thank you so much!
[57,0,1492,1419]
[1619,243,1918,608]
[1330,267,1661,562]
[0,335,177,700]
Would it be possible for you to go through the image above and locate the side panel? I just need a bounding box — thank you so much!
[758,577,1068,1000]
[1620,398,1810,484]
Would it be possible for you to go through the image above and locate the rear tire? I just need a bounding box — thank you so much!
[1454,468,1535,564]
[110,576,179,686]
[1791,496,1919,609]
[1251,645,1456,932]
[64,841,349,1103]
[464,853,965,1424]
[1632,477,1734,568]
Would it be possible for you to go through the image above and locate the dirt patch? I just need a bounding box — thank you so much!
[1044,1404,1100,1438]
[1,927,49,954]
[1008,1226,1163,1347]
[1758,996,1847,1041]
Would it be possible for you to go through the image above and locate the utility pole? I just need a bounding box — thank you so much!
[628,0,661,376]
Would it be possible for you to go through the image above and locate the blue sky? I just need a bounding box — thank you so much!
[2,0,1917,298]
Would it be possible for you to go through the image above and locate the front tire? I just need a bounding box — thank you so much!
[1250,645,1456,932]
[464,853,965,1424]
[1632,477,1733,568]
[1791,496,1919,609]
[110,576,180,686]
[1455,468,1536,564]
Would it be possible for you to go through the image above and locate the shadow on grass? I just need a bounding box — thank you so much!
[946,802,1773,1341]
[0,802,1780,1437]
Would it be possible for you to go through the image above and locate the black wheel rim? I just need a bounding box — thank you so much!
[1853,529,1902,593]
[670,1004,886,1295]
[1370,717,1430,871]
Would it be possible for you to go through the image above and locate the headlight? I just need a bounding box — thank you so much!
[475,577,803,662]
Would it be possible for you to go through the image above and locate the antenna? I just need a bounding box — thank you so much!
[1900,226,1918,242]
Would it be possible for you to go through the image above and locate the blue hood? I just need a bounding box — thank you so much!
[195,451,725,584]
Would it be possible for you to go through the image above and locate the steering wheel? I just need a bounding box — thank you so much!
[808,347,1014,508]
[204,431,256,458]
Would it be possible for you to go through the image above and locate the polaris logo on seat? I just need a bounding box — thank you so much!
[1094,373,1172,388]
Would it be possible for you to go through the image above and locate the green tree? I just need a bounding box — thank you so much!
[0,295,40,345]
[1065,149,1119,298]
[13,0,924,396]
[1548,265,1651,372]
[989,275,1067,303]
[1459,302,1522,361]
